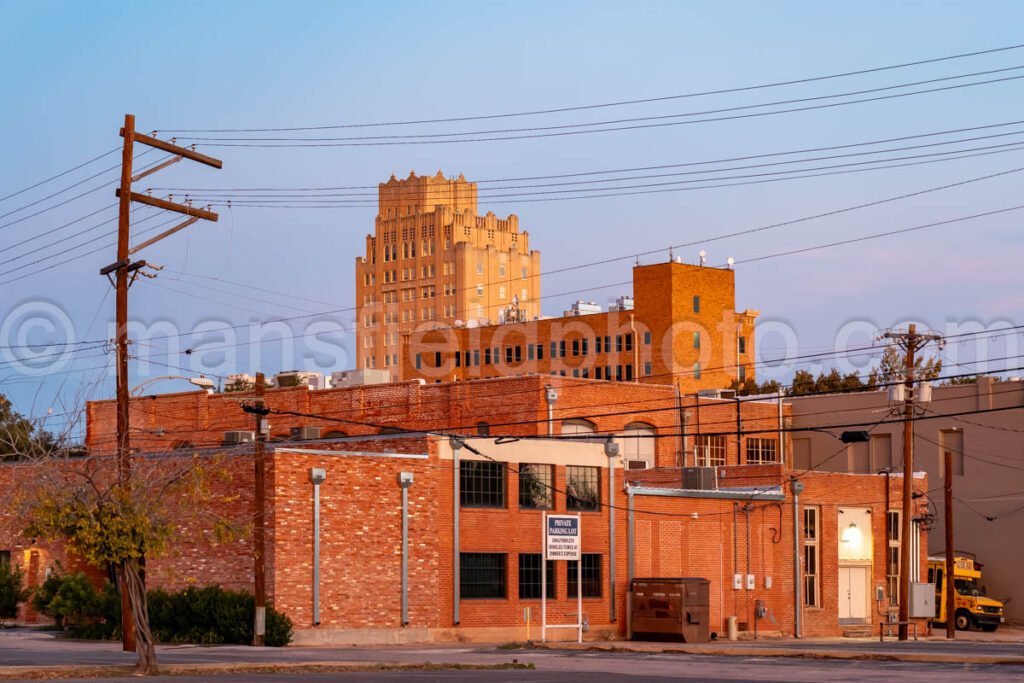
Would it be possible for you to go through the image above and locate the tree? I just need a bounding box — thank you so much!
[869,345,942,385]
[15,441,243,675]
[728,377,782,396]
[0,395,57,460]
[0,560,28,624]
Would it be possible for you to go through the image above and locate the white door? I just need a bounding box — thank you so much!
[839,566,868,621]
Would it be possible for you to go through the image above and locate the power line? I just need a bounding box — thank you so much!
[181,72,1024,147]
[0,147,119,205]
[150,119,1024,191]
[156,43,1024,132]
[201,146,1024,208]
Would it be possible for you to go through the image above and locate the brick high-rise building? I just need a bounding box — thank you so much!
[355,171,541,376]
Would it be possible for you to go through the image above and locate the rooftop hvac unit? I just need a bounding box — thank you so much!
[223,430,255,445]
[682,466,718,491]
[696,389,736,400]
[290,426,321,441]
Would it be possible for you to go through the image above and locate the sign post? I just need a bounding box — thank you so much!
[542,513,582,643]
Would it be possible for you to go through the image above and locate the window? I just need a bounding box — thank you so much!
[561,419,596,435]
[566,466,600,511]
[415,353,422,370]
[476,284,484,296]
[476,262,484,275]
[528,345,535,361]
[693,295,700,313]
[618,423,655,469]
[572,339,580,357]
[518,554,555,599]
[476,422,490,436]
[693,332,701,349]
[738,336,746,354]
[745,438,778,464]
[581,338,588,356]
[461,553,506,599]
[519,463,553,509]
[559,340,566,358]
[499,286,506,300]
[567,554,602,598]
[594,337,602,354]
[625,334,633,352]
[536,343,544,360]
[521,267,528,279]
[695,435,726,467]
[460,461,506,508]
[644,331,651,345]
[499,264,506,277]
[803,506,820,607]
[887,510,900,603]
[616,335,623,352]
[644,362,653,376]
[693,362,701,380]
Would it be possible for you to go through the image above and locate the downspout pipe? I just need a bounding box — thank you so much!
[450,436,463,625]
[309,468,326,626]
[398,472,414,626]
[605,439,620,622]
[790,478,805,638]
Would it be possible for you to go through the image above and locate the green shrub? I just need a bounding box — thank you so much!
[0,561,28,622]
[63,582,293,647]
[30,572,99,628]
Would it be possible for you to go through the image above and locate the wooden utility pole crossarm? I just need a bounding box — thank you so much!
[114,190,218,222]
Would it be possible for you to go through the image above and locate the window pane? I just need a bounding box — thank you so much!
[460,461,506,508]
[566,466,600,511]
[519,464,553,510]
[461,553,506,599]
[518,554,555,599]
[567,554,602,598]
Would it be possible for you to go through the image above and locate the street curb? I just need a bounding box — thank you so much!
[0,660,533,680]
[532,642,1024,665]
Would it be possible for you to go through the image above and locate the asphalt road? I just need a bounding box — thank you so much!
[32,653,1024,683]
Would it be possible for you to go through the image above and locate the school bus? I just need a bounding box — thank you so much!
[927,555,1005,632]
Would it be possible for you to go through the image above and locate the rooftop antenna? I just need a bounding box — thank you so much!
[699,250,707,266]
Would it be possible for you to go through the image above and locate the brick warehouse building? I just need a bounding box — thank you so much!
[7,376,924,641]
[0,430,927,643]
[401,259,758,395]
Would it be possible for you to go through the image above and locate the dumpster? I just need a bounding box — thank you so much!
[630,577,711,643]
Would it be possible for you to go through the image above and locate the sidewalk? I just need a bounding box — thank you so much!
[0,626,1022,679]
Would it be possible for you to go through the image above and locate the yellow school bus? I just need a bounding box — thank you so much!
[927,556,1005,632]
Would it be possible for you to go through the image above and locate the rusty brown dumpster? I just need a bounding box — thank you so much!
[630,577,711,643]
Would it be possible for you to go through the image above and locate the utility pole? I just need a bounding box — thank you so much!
[944,450,955,639]
[102,113,221,653]
[252,373,268,646]
[881,323,942,641]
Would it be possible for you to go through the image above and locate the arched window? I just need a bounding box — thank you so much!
[618,422,656,469]
[561,418,596,436]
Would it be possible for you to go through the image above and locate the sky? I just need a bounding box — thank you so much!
[1,1,1022,435]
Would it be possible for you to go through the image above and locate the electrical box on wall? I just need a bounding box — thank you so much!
[733,574,743,590]
[746,574,755,590]
[764,576,772,589]
[909,582,935,618]
[875,585,885,602]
